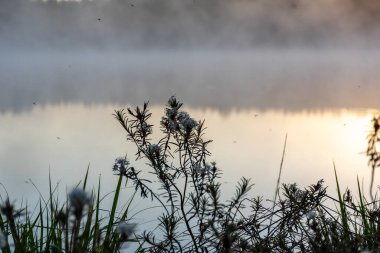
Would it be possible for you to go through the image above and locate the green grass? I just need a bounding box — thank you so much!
[0,167,136,253]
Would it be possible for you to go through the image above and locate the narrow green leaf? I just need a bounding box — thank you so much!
[104,174,123,247]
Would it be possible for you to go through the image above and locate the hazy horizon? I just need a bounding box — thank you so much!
[1,50,380,114]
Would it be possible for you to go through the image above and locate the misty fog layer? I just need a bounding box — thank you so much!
[1,0,380,50]
[1,0,380,113]
[1,50,380,113]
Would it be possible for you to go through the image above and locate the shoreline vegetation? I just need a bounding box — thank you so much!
[1,97,380,252]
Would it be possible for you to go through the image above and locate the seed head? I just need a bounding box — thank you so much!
[0,199,14,218]
[69,188,92,218]
[116,223,137,241]
[177,111,198,130]
[306,210,318,220]
[166,108,178,119]
[168,96,177,106]
[113,157,130,175]
[55,210,68,227]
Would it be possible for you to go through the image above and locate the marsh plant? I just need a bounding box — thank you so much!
[2,97,380,252]
[112,97,380,252]
[366,117,380,202]
[0,170,136,253]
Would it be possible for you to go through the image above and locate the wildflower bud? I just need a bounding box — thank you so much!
[200,223,208,233]
[148,144,160,156]
[289,183,297,192]
[177,111,198,130]
[113,157,130,175]
[0,198,14,218]
[139,122,151,134]
[55,210,68,227]
[194,165,204,175]
[0,230,7,248]
[168,96,177,107]
[69,188,92,218]
[166,108,178,119]
[116,223,137,241]
[306,210,317,220]
[294,189,305,202]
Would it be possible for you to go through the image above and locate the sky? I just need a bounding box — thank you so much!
[1,0,380,51]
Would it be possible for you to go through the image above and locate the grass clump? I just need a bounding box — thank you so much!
[0,168,136,253]
[1,97,380,252]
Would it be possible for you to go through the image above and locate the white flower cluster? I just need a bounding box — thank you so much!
[193,165,203,174]
[289,183,305,202]
[167,119,177,131]
[162,96,198,132]
[163,107,179,131]
[306,210,319,228]
[194,162,216,175]
[177,112,198,130]
[306,210,318,220]
[166,108,178,118]
[69,188,93,211]
[116,222,137,241]
[0,230,7,249]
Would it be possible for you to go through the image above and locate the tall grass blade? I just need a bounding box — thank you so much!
[82,165,90,191]
[92,176,101,250]
[357,177,371,237]
[104,174,123,246]
[268,133,287,236]
[81,198,94,251]
[0,213,11,253]
[334,163,350,241]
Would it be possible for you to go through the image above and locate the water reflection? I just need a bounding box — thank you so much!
[1,50,380,218]
[1,50,380,113]
[0,103,377,205]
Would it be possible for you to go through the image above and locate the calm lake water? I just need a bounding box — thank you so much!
[1,50,379,209]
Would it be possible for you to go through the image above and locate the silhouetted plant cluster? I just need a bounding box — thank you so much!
[1,97,380,252]
[367,117,380,202]
[112,97,380,252]
[0,170,136,253]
